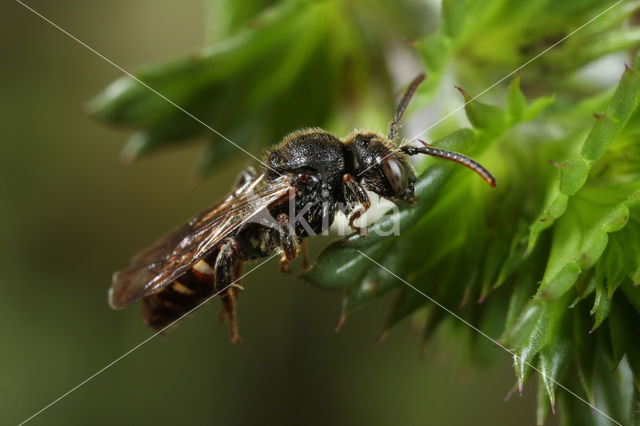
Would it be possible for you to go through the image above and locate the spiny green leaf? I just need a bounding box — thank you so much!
[502,299,544,349]
[416,34,451,76]
[304,241,389,291]
[536,183,640,301]
[528,58,640,253]
[570,271,596,307]
[506,73,527,123]
[457,86,507,132]
[609,294,640,385]
[420,304,447,352]
[197,138,242,174]
[606,211,640,288]
[536,374,552,425]
[441,0,468,39]
[581,114,617,163]
[341,244,404,316]
[578,0,640,37]
[527,188,568,254]
[538,310,573,415]
[591,268,612,332]
[91,0,399,170]
[573,306,596,405]
[494,222,530,288]
[621,282,640,314]
[558,158,590,196]
[547,28,640,72]
[600,235,633,300]
[591,348,634,426]
[524,95,556,121]
[90,0,308,126]
[119,114,204,163]
[478,236,509,302]
[557,388,597,426]
[508,296,568,391]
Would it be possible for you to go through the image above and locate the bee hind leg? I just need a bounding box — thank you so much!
[233,261,245,290]
[214,239,241,343]
[276,213,299,274]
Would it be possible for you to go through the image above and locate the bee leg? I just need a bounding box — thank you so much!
[214,239,241,343]
[348,209,369,237]
[276,213,299,274]
[342,173,371,237]
[233,261,245,290]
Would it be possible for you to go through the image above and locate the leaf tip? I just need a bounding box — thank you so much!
[335,303,347,332]
[548,159,564,169]
[419,342,428,360]
[523,245,534,257]
[504,387,515,402]
[374,330,388,345]
[455,85,470,101]
[459,293,468,307]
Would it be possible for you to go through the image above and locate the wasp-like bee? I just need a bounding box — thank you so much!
[109,74,496,342]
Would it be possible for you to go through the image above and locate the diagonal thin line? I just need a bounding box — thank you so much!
[409,0,625,143]
[356,250,623,426]
[18,252,279,426]
[14,0,278,175]
[14,1,628,424]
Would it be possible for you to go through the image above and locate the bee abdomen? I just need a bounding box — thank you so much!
[142,258,217,330]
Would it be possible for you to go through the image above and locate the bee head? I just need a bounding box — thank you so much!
[344,131,416,202]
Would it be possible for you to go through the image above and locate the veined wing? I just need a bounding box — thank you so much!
[109,173,292,309]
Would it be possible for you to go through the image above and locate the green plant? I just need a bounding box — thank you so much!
[91,0,640,424]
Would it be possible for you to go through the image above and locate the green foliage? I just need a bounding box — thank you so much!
[92,0,640,424]
[89,0,432,173]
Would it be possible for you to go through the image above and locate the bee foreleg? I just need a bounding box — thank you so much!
[348,209,369,237]
[276,213,299,274]
[214,239,241,343]
[342,173,371,237]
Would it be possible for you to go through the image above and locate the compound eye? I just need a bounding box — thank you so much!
[378,155,408,196]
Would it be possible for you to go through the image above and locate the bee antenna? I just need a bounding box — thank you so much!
[388,73,426,142]
[401,140,497,187]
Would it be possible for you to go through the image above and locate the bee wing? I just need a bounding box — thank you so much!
[109,173,292,309]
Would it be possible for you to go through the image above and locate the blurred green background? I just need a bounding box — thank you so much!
[1,1,549,425]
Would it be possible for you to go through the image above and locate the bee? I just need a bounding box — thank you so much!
[109,74,496,342]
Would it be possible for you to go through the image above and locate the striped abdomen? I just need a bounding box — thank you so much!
[142,255,218,330]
